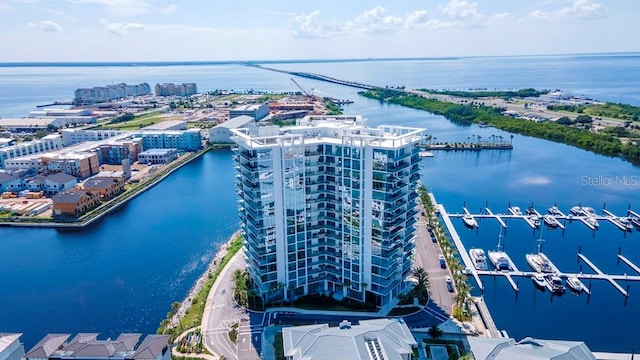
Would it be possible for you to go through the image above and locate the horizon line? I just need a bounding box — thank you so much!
[1,51,639,67]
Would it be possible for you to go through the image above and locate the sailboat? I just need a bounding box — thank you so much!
[525,230,555,273]
[487,228,513,271]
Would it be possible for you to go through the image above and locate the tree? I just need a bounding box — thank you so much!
[411,267,430,304]
[556,116,573,125]
[575,114,593,123]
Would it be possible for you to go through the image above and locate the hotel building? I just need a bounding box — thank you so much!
[232,115,424,307]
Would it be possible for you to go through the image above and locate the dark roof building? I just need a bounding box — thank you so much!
[25,334,170,360]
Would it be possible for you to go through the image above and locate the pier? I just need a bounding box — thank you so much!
[419,141,512,151]
[437,203,484,291]
[602,209,632,231]
[577,254,628,297]
[485,207,507,229]
[437,200,640,298]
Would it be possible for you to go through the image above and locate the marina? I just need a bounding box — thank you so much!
[448,205,638,233]
[437,198,640,297]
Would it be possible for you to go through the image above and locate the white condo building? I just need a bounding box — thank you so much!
[232,115,424,308]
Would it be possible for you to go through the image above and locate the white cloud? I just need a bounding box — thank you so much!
[441,0,478,19]
[158,4,177,14]
[71,0,151,17]
[189,26,218,34]
[100,18,144,35]
[517,175,552,186]
[528,0,605,20]
[40,20,62,32]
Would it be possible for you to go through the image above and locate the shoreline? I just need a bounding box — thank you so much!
[0,145,217,229]
[166,230,242,330]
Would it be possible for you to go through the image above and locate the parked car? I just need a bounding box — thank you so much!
[445,276,454,292]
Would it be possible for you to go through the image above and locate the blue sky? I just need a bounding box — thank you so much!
[0,0,637,62]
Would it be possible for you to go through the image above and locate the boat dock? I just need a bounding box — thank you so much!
[617,254,640,275]
[437,200,640,297]
[419,141,513,151]
[602,209,632,231]
[438,203,484,291]
[577,253,628,297]
[485,208,507,228]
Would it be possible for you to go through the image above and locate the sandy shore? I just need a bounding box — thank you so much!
[168,230,242,328]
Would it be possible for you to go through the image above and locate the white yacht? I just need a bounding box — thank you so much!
[462,213,478,228]
[569,206,582,215]
[531,273,546,290]
[526,252,554,273]
[528,214,541,228]
[548,206,561,216]
[469,248,488,270]
[566,276,585,293]
[545,276,566,295]
[509,206,523,216]
[488,250,512,271]
[584,216,599,228]
[543,214,560,228]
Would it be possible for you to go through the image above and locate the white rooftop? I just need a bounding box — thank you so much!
[468,336,597,360]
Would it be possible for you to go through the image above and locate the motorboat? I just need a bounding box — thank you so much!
[510,206,523,216]
[566,276,585,293]
[526,206,537,215]
[469,248,488,270]
[616,217,633,231]
[630,215,640,229]
[548,206,562,216]
[531,273,546,290]
[584,216,599,228]
[488,250,512,271]
[569,206,582,215]
[462,213,478,228]
[526,252,554,273]
[545,276,566,295]
[543,214,560,228]
[528,214,541,228]
[581,207,597,217]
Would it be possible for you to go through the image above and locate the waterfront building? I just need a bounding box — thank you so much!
[81,176,125,200]
[40,152,100,179]
[96,139,143,165]
[51,189,101,216]
[467,336,597,360]
[24,333,170,360]
[135,129,202,151]
[154,83,197,97]
[74,83,151,105]
[232,115,424,307]
[0,333,25,360]
[229,103,269,121]
[0,135,63,170]
[0,172,22,193]
[138,148,178,165]
[61,129,123,146]
[208,115,255,143]
[282,319,416,360]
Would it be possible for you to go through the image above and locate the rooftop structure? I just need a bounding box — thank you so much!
[141,120,187,131]
[229,103,269,121]
[0,333,25,360]
[282,318,416,360]
[232,115,424,307]
[29,109,93,118]
[208,115,255,143]
[467,336,597,360]
[24,333,170,360]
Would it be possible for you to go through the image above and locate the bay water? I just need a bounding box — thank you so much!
[1,54,640,351]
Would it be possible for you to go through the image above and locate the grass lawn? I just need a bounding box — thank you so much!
[96,112,183,130]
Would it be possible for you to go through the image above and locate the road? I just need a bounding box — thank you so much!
[201,252,264,360]
[413,209,456,314]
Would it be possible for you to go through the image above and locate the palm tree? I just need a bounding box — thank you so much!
[412,267,430,304]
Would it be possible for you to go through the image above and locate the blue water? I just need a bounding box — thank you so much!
[1,53,640,351]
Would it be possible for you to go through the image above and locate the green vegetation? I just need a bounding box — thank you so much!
[417,184,473,322]
[95,111,180,130]
[548,102,640,121]
[424,88,548,99]
[324,101,343,115]
[157,234,244,338]
[273,331,285,360]
[409,267,430,305]
[361,90,640,166]
[228,323,239,343]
